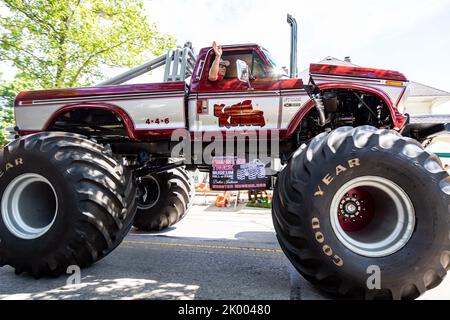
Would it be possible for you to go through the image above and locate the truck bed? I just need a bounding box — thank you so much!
[15,82,186,104]
[14,82,188,140]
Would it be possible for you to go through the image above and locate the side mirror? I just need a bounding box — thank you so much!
[236,59,252,89]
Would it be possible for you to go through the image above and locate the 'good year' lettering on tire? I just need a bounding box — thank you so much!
[0,158,24,178]
[314,158,360,197]
[312,217,344,267]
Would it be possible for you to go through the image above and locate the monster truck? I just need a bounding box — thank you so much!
[1,15,449,299]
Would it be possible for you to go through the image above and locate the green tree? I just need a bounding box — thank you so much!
[0,73,34,108]
[0,74,34,145]
[0,0,175,146]
[0,0,175,88]
[0,106,14,146]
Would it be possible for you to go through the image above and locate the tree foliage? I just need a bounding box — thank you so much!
[0,106,14,146]
[0,0,175,88]
[0,73,34,108]
[0,74,34,145]
[0,0,176,145]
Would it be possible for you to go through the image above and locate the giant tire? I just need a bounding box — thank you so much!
[133,167,194,231]
[0,132,137,277]
[273,126,450,299]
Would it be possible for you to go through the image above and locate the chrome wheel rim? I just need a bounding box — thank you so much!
[137,175,160,210]
[330,176,415,257]
[1,173,58,239]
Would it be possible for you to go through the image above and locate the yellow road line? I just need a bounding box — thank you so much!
[123,240,283,253]
[120,245,284,260]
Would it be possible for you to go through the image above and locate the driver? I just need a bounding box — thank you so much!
[208,41,230,81]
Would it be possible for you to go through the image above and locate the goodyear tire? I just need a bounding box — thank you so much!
[273,126,450,299]
[133,167,194,231]
[0,132,137,277]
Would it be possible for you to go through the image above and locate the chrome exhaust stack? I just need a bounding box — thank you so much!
[312,94,327,126]
[287,14,298,78]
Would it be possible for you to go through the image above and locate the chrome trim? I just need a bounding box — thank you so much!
[312,74,408,86]
[280,89,307,94]
[312,74,382,83]
[198,90,280,98]
[409,115,450,124]
[195,59,205,80]
[29,91,186,105]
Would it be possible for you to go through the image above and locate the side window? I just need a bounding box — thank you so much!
[208,50,270,81]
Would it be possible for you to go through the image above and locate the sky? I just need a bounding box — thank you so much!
[1,0,450,92]
[140,0,450,92]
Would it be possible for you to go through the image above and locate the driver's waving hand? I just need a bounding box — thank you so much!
[208,41,230,81]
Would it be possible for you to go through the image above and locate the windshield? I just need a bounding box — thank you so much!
[262,47,289,78]
[262,48,278,68]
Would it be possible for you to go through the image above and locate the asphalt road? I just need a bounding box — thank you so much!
[0,204,449,300]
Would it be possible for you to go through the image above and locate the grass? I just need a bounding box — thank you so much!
[246,201,272,209]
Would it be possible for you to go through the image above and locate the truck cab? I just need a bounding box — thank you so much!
[188,44,305,137]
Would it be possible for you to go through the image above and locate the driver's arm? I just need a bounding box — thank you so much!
[208,41,222,81]
[208,55,221,81]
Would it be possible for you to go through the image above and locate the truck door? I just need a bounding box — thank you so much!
[190,48,281,135]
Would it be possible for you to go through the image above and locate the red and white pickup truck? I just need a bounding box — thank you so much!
[1,16,449,300]
[13,44,409,142]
